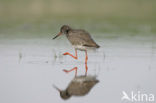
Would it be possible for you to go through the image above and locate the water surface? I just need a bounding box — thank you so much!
[0,34,156,103]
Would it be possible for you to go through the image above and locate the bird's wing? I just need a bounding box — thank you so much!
[68,30,99,47]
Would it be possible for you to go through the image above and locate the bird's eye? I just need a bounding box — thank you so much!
[66,30,69,34]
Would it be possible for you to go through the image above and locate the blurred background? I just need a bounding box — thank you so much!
[0,1,156,103]
[0,0,156,38]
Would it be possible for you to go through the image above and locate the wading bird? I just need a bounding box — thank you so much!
[53,25,100,75]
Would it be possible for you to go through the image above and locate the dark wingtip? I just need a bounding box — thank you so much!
[96,44,100,48]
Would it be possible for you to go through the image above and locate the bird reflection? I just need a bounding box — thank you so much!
[53,75,99,100]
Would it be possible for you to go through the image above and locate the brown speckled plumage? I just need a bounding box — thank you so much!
[53,25,100,50]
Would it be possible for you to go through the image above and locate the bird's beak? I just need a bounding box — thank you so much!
[53,32,62,39]
[53,85,61,92]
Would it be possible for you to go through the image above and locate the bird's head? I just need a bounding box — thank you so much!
[53,25,71,39]
[53,85,71,100]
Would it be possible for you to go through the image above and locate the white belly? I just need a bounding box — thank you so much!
[73,45,97,51]
[73,45,86,51]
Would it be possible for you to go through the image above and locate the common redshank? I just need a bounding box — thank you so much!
[53,25,100,75]
[53,75,99,100]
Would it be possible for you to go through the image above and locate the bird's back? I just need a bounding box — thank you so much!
[66,29,100,48]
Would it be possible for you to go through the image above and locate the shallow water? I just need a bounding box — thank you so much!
[0,35,156,103]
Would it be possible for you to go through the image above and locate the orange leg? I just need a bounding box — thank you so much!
[63,49,78,60]
[85,50,88,76]
[63,67,78,77]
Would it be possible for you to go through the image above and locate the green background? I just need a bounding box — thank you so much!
[0,0,156,38]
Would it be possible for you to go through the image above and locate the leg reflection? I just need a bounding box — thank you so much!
[63,67,78,77]
[63,49,78,60]
[85,50,88,76]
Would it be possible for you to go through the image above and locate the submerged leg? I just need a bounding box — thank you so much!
[63,67,78,77]
[85,50,88,76]
[63,49,78,59]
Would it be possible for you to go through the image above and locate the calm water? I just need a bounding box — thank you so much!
[0,35,156,103]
